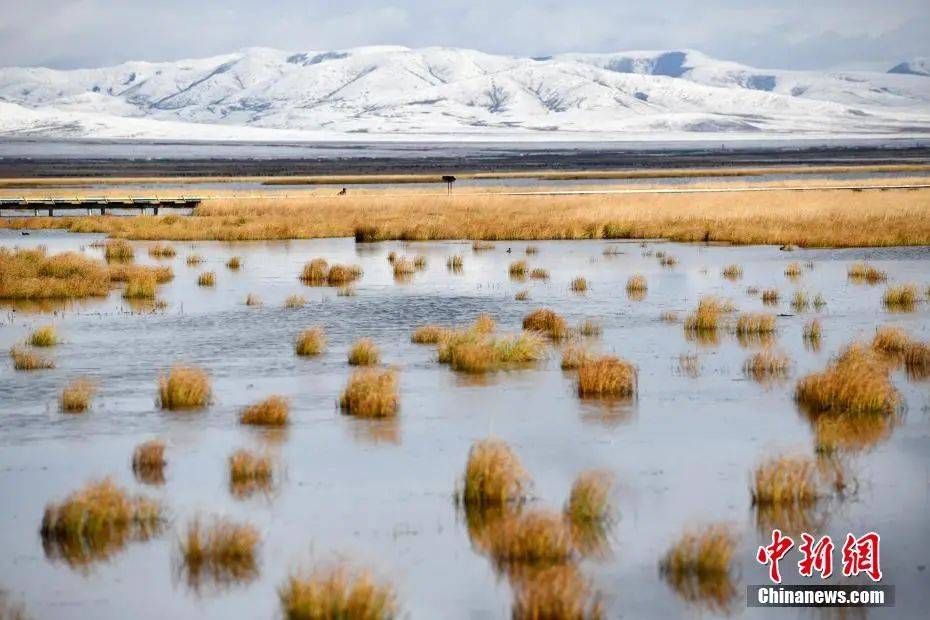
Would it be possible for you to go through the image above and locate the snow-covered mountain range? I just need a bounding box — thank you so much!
[1,47,928,141]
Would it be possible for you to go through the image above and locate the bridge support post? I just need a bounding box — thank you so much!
[154,206,159,216]
[47,208,53,217]
[101,207,106,215]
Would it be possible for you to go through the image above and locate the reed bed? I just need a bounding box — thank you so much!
[795,344,899,415]
[10,346,53,370]
[0,247,110,299]
[339,368,398,418]
[284,294,307,308]
[60,379,96,413]
[147,243,176,258]
[348,338,380,366]
[529,267,549,280]
[751,456,819,506]
[523,308,570,339]
[847,262,887,284]
[28,325,57,347]
[295,327,326,356]
[157,364,211,410]
[460,438,529,508]
[41,479,161,566]
[240,395,290,426]
[6,185,930,248]
[197,271,216,287]
[883,284,919,311]
[721,264,742,280]
[577,356,637,398]
[103,239,134,262]
[132,440,166,485]
[278,564,396,620]
[180,516,260,587]
[511,565,603,620]
[761,288,779,305]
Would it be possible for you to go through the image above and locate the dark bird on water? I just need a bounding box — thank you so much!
[506,248,512,253]
[21,231,29,235]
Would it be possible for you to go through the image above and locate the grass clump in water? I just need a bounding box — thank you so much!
[523,308,570,339]
[751,456,819,506]
[245,293,261,306]
[284,294,307,308]
[577,355,637,398]
[803,319,822,343]
[180,516,260,588]
[847,262,887,284]
[883,284,918,311]
[392,256,415,280]
[240,395,290,426]
[132,440,166,485]
[229,449,273,497]
[871,326,910,355]
[626,274,647,296]
[509,261,528,278]
[148,243,176,258]
[339,368,398,418]
[41,479,162,567]
[28,325,58,347]
[565,470,612,525]
[561,341,593,370]
[10,346,53,370]
[515,289,529,301]
[904,341,930,379]
[295,327,326,356]
[512,565,603,620]
[157,364,211,410]
[278,564,396,620]
[186,253,203,266]
[570,277,588,293]
[60,379,96,413]
[761,288,779,305]
[795,344,899,416]
[684,297,726,334]
[660,525,737,599]
[460,438,529,508]
[784,262,802,278]
[578,319,602,337]
[197,271,216,287]
[721,264,742,280]
[300,259,362,287]
[411,324,445,344]
[791,290,809,312]
[446,255,463,272]
[225,256,242,269]
[348,338,380,366]
[104,240,134,262]
[0,247,110,300]
[472,240,495,251]
[486,509,574,568]
[735,313,776,335]
[529,267,549,280]
[123,273,157,299]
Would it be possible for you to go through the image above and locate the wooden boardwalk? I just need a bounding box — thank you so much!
[0,197,202,217]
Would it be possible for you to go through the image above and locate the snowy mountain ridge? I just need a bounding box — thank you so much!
[1,46,929,140]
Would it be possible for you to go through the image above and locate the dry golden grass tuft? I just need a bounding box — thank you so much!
[813,293,827,311]
[460,438,529,508]
[473,313,496,333]
[659,254,678,267]
[107,262,173,284]
[28,325,58,347]
[60,379,96,413]
[122,273,157,299]
[132,440,166,485]
[180,516,260,588]
[225,256,242,270]
[486,509,574,567]
[413,254,427,270]
[721,264,743,280]
[813,413,894,455]
[565,470,612,525]
[186,253,203,266]
[577,355,637,398]
[509,261,528,278]
[348,338,380,366]
[440,331,544,374]
[229,449,274,497]
[684,297,726,334]
[197,271,216,287]
[10,346,53,370]
[0,247,110,300]
[104,239,134,262]
[570,277,588,293]
[512,565,603,620]
[245,293,261,306]
[240,395,290,426]
[626,274,647,294]
[392,256,415,279]
[796,344,899,416]
[295,327,326,356]
[41,478,162,566]
[157,364,211,410]
[523,308,570,339]
[904,341,930,379]
[339,368,398,418]
[148,243,176,258]
[300,258,362,287]
[577,319,602,337]
[847,262,887,284]
[761,288,779,305]
[791,290,809,312]
[803,319,822,342]
[284,294,307,308]
[784,262,802,278]
[515,289,529,301]
[735,313,776,335]
[279,564,397,620]
[883,284,919,311]
[472,240,495,251]
[529,267,549,280]
[561,341,593,370]
[446,254,463,271]
[411,324,445,344]
[751,456,819,506]
[661,524,737,579]
[871,326,910,355]
[525,245,539,255]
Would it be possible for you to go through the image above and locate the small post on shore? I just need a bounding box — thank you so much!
[442,175,456,194]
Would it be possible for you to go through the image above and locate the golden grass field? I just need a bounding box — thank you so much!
[2,174,928,247]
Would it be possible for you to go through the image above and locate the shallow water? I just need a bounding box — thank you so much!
[1,230,929,619]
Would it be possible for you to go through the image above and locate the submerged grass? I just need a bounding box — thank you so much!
[511,565,603,620]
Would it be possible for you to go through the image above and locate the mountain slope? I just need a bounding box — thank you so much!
[1,46,929,140]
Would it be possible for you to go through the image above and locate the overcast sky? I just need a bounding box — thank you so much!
[1,0,927,70]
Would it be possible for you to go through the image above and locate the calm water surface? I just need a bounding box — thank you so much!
[1,231,928,619]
